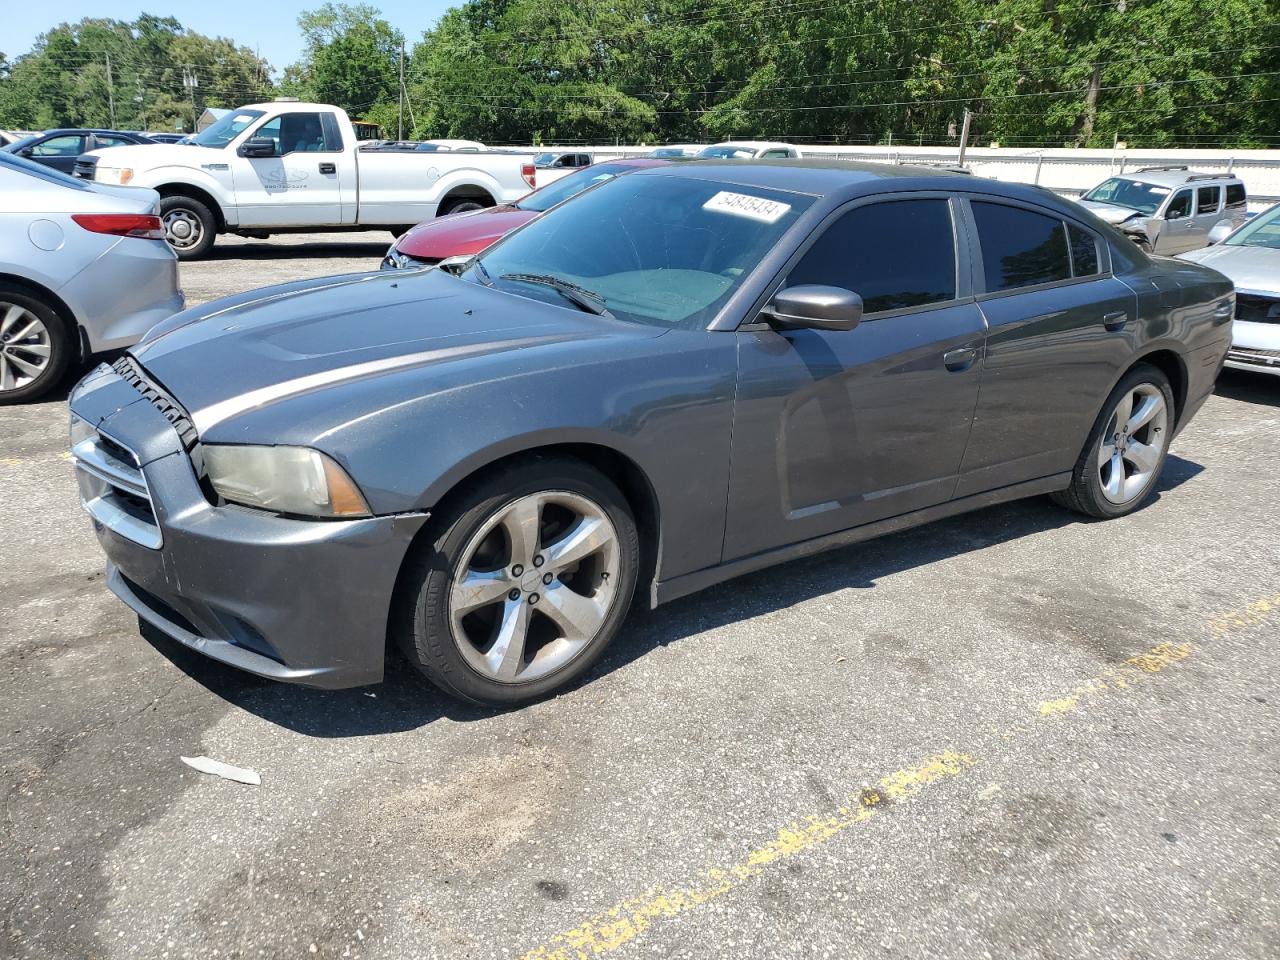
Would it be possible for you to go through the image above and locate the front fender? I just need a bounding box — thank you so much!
[131,169,234,224]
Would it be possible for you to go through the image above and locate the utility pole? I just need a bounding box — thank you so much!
[398,40,405,140]
[957,108,972,167]
[105,54,117,128]
[183,67,199,133]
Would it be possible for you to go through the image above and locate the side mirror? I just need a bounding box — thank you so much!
[238,138,277,158]
[762,285,863,332]
[17,147,33,157]
[1207,221,1234,245]
[1165,207,1186,222]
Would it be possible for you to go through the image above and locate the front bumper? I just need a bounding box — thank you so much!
[1226,319,1280,377]
[70,364,429,688]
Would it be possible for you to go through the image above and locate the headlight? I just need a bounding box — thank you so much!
[69,412,96,448]
[204,445,371,518]
[95,166,134,186]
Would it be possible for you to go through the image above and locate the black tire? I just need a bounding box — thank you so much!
[159,195,217,260]
[438,198,487,217]
[393,456,640,706]
[0,284,73,405]
[1051,362,1175,519]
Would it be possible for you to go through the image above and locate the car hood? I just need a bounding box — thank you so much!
[1077,199,1145,225]
[396,206,535,259]
[84,142,219,169]
[1177,243,1280,295]
[131,268,663,434]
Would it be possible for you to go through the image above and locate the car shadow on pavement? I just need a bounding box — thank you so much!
[137,454,1203,737]
[206,239,393,261]
[1214,369,1280,407]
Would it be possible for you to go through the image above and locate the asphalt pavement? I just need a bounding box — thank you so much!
[1,234,1277,959]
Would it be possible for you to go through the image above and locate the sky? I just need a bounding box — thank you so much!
[4,0,457,76]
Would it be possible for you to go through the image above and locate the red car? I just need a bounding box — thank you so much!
[380,158,672,270]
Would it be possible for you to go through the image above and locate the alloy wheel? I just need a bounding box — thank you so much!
[162,208,204,250]
[1097,382,1169,505]
[0,302,52,392]
[448,491,620,684]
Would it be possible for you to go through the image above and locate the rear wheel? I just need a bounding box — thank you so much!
[1052,363,1174,519]
[0,286,71,405]
[393,457,640,706]
[159,195,216,260]
[438,197,487,216]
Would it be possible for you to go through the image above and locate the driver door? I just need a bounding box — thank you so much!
[724,195,986,561]
[232,111,352,227]
[1154,188,1196,255]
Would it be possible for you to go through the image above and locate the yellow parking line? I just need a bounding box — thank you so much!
[0,451,73,466]
[513,590,1280,960]
[518,752,978,960]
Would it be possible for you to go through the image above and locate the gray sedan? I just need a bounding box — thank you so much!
[0,151,183,402]
[1179,203,1280,377]
[69,161,1232,705]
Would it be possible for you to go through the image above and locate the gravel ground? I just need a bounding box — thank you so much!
[1,235,1277,960]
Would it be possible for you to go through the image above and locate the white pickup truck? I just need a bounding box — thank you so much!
[76,101,537,259]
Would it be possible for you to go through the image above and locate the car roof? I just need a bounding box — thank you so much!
[712,141,794,150]
[40,128,146,137]
[1111,167,1242,188]
[597,158,671,169]
[631,157,1091,213]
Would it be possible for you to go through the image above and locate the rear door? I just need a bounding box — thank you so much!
[1189,183,1224,247]
[725,194,987,560]
[955,198,1137,496]
[232,110,353,227]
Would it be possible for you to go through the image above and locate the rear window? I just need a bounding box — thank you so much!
[0,150,90,190]
[1067,223,1100,276]
[1196,186,1221,214]
[972,202,1071,291]
[1226,183,1247,207]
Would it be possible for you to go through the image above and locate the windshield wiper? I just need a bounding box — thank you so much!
[499,273,612,317]
[471,257,494,286]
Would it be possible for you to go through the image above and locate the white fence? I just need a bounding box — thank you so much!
[549,144,1280,211]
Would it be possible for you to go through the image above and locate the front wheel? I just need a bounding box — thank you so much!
[1052,363,1175,519]
[159,195,216,260]
[393,457,640,706]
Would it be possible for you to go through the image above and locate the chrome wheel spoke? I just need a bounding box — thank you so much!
[451,568,514,615]
[1111,391,1133,434]
[543,515,610,571]
[540,584,606,642]
[499,495,542,567]
[0,356,12,391]
[6,320,38,344]
[1126,394,1163,433]
[1101,451,1125,500]
[0,304,26,335]
[485,599,531,681]
[1097,382,1169,506]
[5,352,43,377]
[1125,438,1159,474]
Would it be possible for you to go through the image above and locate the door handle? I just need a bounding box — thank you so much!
[943,346,978,372]
[1103,311,1130,331]
[318,162,336,174]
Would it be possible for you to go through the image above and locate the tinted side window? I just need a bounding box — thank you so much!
[1166,190,1192,219]
[94,134,133,148]
[1067,224,1100,276]
[32,134,85,157]
[787,199,956,313]
[971,201,1071,291]
[1196,186,1221,214]
[1226,183,1247,207]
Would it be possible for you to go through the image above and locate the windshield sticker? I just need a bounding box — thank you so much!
[1148,186,1171,195]
[232,114,255,123]
[703,191,792,223]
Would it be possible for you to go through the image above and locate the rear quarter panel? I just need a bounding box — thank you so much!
[356,155,533,225]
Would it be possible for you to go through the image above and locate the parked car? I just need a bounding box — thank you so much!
[416,139,486,153]
[534,150,593,169]
[648,145,700,158]
[381,158,672,269]
[0,151,181,403]
[70,160,1231,705]
[698,141,802,159]
[74,101,539,259]
[1179,202,1280,376]
[2,128,155,174]
[145,133,190,144]
[1077,166,1248,255]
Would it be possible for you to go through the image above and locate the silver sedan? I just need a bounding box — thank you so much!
[1180,204,1280,377]
[0,151,183,402]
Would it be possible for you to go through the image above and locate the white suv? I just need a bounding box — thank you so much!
[1078,166,1248,255]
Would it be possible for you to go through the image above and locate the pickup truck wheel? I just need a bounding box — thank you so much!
[439,198,486,216]
[0,287,71,405]
[1051,363,1174,519]
[159,196,216,260]
[394,457,640,706]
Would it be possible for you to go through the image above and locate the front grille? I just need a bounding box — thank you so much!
[112,355,199,451]
[1227,347,1280,368]
[380,250,439,270]
[72,426,163,549]
[1236,294,1280,325]
[73,157,97,180]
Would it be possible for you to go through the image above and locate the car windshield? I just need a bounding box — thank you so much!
[533,152,555,166]
[517,163,642,213]
[699,145,757,159]
[191,110,265,148]
[1224,204,1280,250]
[1082,177,1171,215]
[466,173,812,330]
[0,149,90,189]
[415,143,445,152]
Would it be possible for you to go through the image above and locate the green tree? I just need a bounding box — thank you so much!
[284,4,404,119]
